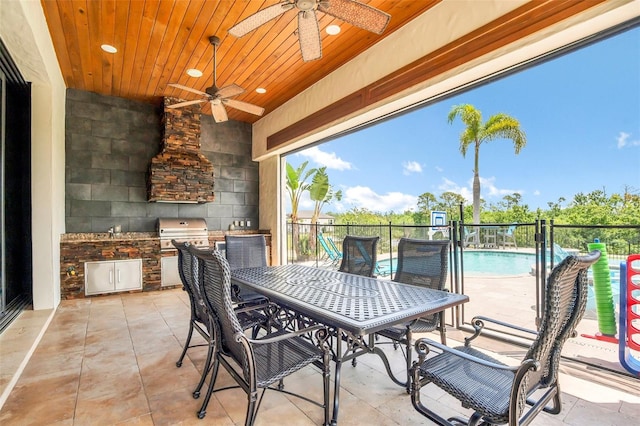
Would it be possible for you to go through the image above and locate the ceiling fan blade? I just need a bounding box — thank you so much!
[223,99,265,117]
[166,99,206,109]
[318,0,390,34]
[210,100,228,123]
[167,83,207,96]
[298,10,321,62]
[228,2,295,38]
[216,84,245,99]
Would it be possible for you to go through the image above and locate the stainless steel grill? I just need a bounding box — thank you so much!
[158,218,209,251]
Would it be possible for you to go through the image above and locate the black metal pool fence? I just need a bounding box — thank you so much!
[286,220,640,268]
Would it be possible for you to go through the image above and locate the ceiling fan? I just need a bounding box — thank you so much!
[166,36,265,123]
[228,0,391,62]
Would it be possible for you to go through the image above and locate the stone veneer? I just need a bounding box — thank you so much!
[60,231,271,299]
[148,97,215,203]
[65,88,258,233]
[60,234,161,299]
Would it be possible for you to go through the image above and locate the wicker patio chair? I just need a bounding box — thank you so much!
[409,250,601,426]
[224,234,270,305]
[173,241,269,399]
[172,240,216,398]
[376,238,450,390]
[193,249,331,424]
[338,235,379,277]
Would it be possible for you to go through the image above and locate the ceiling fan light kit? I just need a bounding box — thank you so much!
[166,36,265,123]
[228,0,390,62]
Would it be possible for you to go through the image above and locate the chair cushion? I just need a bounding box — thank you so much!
[420,346,514,423]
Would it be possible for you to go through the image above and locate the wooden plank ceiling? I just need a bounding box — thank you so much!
[40,0,440,123]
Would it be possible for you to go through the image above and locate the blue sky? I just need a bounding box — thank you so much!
[286,26,640,214]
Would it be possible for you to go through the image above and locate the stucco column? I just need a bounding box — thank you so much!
[258,156,281,265]
[1,0,66,309]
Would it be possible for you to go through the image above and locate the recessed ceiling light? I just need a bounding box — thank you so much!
[256,88,267,94]
[101,44,117,53]
[326,25,341,35]
[186,68,203,78]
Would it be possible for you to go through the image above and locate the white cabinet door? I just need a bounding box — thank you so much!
[85,259,142,295]
[161,256,181,287]
[85,261,115,295]
[114,259,143,291]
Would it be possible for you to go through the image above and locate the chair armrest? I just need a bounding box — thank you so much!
[413,337,534,372]
[246,324,327,345]
[465,315,538,345]
[233,301,277,315]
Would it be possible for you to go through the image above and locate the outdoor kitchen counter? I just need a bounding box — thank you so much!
[59,230,271,299]
[61,232,157,242]
[60,234,162,299]
[61,229,270,242]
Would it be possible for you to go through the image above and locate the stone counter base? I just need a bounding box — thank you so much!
[60,231,271,299]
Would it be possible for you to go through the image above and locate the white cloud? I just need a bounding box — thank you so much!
[402,161,422,175]
[438,177,522,202]
[435,166,444,172]
[296,146,353,170]
[480,176,522,198]
[343,186,417,213]
[292,194,315,211]
[438,178,472,202]
[533,190,541,196]
[617,131,640,148]
[330,200,347,213]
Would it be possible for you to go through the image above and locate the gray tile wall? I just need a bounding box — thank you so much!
[65,89,259,233]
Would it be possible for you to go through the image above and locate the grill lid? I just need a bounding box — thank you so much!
[158,218,209,251]
[158,217,208,235]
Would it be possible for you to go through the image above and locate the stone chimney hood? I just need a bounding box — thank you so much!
[148,97,215,203]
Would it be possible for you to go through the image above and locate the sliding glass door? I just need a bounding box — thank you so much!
[0,38,32,332]
[0,69,5,318]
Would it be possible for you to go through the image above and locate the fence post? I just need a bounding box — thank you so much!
[287,221,291,264]
[451,220,463,328]
[388,221,393,264]
[550,219,555,269]
[314,222,319,268]
[535,219,547,329]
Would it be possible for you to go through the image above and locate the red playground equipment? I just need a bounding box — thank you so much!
[619,254,640,376]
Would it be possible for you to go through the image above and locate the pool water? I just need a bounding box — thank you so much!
[461,251,533,275]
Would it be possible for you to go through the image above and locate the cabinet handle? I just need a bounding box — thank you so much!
[109,269,113,284]
[117,269,121,283]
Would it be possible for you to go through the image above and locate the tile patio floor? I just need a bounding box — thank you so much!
[1,288,639,425]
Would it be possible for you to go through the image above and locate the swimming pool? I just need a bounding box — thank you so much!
[461,251,533,275]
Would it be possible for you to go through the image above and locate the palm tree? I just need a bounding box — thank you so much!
[447,104,527,224]
[286,161,316,258]
[308,167,342,250]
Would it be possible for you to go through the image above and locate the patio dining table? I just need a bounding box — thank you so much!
[231,264,469,425]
